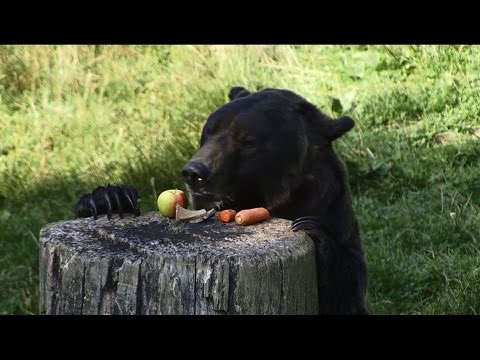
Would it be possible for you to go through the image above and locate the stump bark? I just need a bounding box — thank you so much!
[39,211,318,315]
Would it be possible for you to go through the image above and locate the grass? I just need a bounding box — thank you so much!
[1,45,479,314]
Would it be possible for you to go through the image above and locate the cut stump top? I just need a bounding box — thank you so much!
[40,211,310,260]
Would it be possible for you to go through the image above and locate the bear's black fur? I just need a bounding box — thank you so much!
[183,87,369,314]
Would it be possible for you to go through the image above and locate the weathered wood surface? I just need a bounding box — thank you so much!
[40,211,318,315]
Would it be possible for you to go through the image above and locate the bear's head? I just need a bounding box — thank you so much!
[182,87,355,212]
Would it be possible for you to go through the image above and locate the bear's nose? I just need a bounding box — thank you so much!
[182,161,211,189]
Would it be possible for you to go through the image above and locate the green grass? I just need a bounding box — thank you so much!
[1,45,479,314]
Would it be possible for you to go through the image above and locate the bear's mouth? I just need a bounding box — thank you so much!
[185,186,234,211]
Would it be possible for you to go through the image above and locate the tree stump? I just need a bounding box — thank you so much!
[39,211,318,315]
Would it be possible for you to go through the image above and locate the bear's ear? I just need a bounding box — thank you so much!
[228,86,251,101]
[328,116,355,141]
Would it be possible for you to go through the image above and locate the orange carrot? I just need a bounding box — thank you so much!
[235,207,270,226]
[218,209,237,223]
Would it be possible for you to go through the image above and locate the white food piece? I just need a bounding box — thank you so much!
[175,204,215,223]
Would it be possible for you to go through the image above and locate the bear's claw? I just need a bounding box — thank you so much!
[291,216,322,233]
[75,184,141,220]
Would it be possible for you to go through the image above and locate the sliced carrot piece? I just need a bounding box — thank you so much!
[218,209,237,223]
[235,207,270,226]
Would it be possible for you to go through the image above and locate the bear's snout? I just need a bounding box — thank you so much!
[182,161,211,190]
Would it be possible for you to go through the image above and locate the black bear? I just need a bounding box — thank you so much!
[75,86,369,315]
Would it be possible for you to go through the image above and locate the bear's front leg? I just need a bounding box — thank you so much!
[291,216,370,315]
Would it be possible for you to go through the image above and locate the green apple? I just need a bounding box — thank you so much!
[157,189,188,218]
